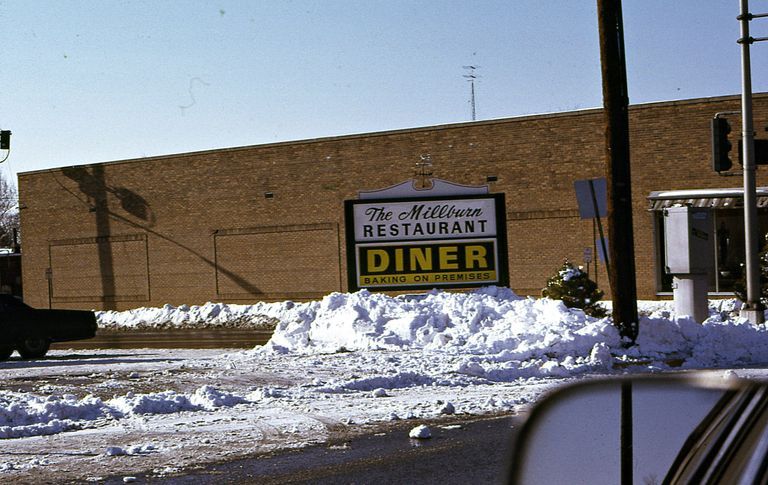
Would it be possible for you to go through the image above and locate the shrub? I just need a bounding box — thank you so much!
[542,261,607,318]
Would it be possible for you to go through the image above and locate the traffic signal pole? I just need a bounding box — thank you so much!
[739,0,766,323]
[0,130,10,164]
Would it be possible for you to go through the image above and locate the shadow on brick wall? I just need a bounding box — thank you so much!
[56,167,261,307]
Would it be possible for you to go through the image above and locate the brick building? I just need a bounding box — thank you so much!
[17,93,768,310]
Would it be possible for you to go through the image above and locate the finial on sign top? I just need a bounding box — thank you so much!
[415,154,433,189]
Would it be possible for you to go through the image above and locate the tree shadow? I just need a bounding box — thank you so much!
[52,167,262,306]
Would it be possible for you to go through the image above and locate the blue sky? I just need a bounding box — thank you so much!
[0,1,766,184]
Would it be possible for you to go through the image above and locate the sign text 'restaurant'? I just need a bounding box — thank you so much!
[353,199,497,241]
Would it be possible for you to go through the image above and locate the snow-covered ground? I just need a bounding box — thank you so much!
[1,288,767,482]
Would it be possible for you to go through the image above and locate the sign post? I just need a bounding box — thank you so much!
[574,178,610,291]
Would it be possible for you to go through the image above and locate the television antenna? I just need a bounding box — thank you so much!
[462,65,480,121]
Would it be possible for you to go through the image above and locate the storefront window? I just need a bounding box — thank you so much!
[656,208,768,293]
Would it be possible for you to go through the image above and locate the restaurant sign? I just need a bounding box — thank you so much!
[345,194,508,291]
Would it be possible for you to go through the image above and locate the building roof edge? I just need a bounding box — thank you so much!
[18,93,764,177]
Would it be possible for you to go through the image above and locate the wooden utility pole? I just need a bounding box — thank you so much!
[596,0,639,344]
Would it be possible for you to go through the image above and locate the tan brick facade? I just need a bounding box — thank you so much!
[18,94,768,310]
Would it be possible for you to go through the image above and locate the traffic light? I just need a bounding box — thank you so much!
[711,117,732,172]
[0,131,9,150]
[738,139,768,165]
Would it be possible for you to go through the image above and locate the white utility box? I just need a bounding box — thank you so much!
[663,207,713,323]
[663,207,714,275]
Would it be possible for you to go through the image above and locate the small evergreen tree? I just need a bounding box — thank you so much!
[542,261,607,318]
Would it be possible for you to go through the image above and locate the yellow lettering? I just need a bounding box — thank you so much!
[439,246,459,269]
[394,248,404,272]
[465,245,488,269]
[366,249,389,272]
[410,247,432,271]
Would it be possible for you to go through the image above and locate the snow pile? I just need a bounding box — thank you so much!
[96,301,298,330]
[92,287,768,371]
[0,391,110,438]
[256,288,768,370]
[0,386,250,439]
[108,386,248,416]
[264,287,616,355]
[92,288,768,372]
[409,424,431,439]
[631,312,768,367]
[260,287,607,358]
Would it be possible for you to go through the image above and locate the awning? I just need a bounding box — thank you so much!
[647,187,768,211]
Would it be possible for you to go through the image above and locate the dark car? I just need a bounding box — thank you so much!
[0,294,97,360]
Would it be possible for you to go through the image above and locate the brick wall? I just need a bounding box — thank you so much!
[18,94,768,310]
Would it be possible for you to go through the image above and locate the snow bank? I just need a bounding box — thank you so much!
[0,391,109,438]
[109,385,247,415]
[96,301,298,330]
[262,287,616,355]
[0,386,251,439]
[94,288,768,371]
[91,288,768,373]
[257,289,768,371]
[5,289,768,448]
